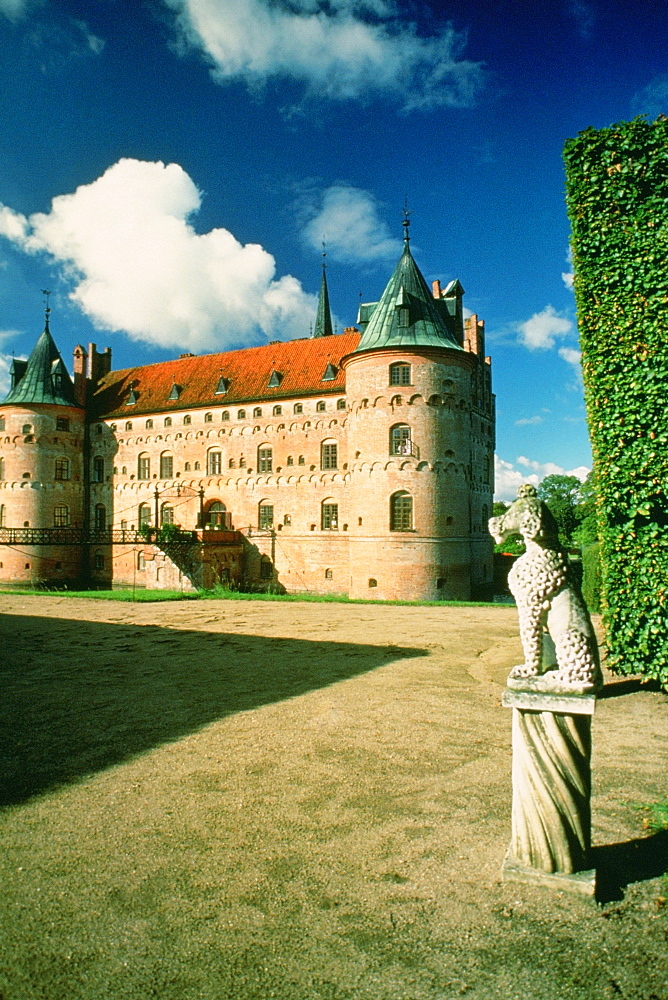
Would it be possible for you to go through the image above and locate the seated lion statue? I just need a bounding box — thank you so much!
[489,484,602,692]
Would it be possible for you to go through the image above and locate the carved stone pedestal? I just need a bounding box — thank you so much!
[502,680,597,897]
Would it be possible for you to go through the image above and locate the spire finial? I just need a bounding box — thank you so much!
[322,239,327,272]
[41,289,51,329]
[402,197,411,246]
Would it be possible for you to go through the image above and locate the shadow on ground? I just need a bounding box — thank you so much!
[0,612,425,807]
[593,830,668,903]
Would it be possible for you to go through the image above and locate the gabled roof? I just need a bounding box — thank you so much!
[354,242,462,354]
[3,320,80,408]
[92,331,360,418]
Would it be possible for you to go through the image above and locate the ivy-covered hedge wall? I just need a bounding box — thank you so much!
[564,117,668,687]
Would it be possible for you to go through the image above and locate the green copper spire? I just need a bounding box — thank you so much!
[313,249,333,338]
[3,304,79,407]
[354,218,462,354]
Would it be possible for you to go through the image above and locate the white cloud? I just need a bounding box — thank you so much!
[72,19,105,55]
[517,305,572,351]
[631,74,668,119]
[0,159,319,352]
[558,346,581,367]
[165,0,485,111]
[561,271,574,289]
[495,453,590,502]
[302,185,400,263]
[514,415,543,426]
[0,0,28,20]
[0,351,15,397]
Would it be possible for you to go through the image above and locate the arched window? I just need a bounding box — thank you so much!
[146,419,153,429]
[0,457,4,480]
[293,403,303,414]
[137,551,145,571]
[125,421,132,431]
[253,407,262,418]
[137,453,150,480]
[53,504,69,527]
[164,416,172,427]
[321,500,338,530]
[94,504,106,530]
[208,501,227,527]
[55,457,69,481]
[389,363,411,386]
[0,416,4,430]
[138,504,151,527]
[316,401,326,412]
[160,452,174,479]
[183,414,191,425]
[287,455,294,466]
[208,449,222,475]
[298,455,305,465]
[237,409,246,419]
[161,503,174,525]
[205,412,213,422]
[22,423,32,434]
[321,440,338,470]
[272,405,282,416]
[258,502,274,529]
[390,491,413,531]
[337,398,346,410]
[260,555,273,580]
[390,424,412,456]
[222,411,230,421]
[258,446,272,473]
[93,456,104,482]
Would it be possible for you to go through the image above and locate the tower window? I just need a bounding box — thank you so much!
[390,491,413,531]
[160,453,174,479]
[258,503,274,529]
[93,456,104,482]
[321,502,338,530]
[389,363,411,386]
[321,442,338,470]
[53,504,69,527]
[22,424,32,434]
[94,504,106,530]
[55,458,70,481]
[56,417,70,432]
[208,450,222,475]
[258,447,272,473]
[390,424,412,456]
[137,454,150,480]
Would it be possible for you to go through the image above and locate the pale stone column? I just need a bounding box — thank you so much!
[502,683,597,896]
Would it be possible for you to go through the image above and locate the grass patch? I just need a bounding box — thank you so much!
[0,585,503,608]
[641,800,668,909]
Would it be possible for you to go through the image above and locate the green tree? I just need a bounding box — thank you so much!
[536,474,582,548]
[572,470,599,547]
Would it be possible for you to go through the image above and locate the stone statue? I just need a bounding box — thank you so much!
[491,485,601,890]
[489,484,602,692]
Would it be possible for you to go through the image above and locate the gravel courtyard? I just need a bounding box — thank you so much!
[0,595,666,1000]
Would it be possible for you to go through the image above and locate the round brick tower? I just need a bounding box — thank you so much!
[342,228,493,601]
[0,309,86,586]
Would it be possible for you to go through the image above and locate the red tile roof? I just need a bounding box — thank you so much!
[92,331,361,418]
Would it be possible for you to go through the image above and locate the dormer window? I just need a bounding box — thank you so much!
[322,362,337,381]
[215,377,229,395]
[168,383,181,400]
[127,386,138,405]
[268,370,282,388]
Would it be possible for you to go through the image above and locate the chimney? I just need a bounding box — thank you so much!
[73,344,88,406]
[432,279,442,299]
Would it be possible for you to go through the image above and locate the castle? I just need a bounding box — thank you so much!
[0,233,495,601]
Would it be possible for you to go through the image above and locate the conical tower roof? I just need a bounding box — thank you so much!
[354,239,462,354]
[313,263,333,338]
[3,314,79,407]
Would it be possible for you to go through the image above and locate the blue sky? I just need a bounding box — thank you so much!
[1,0,666,499]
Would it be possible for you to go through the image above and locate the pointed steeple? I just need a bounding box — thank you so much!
[313,247,333,338]
[3,302,80,407]
[354,218,463,354]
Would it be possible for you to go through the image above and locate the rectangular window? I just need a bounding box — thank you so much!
[390,364,411,386]
[322,443,338,470]
[55,458,69,481]
[160,455,173,478]
[53,505,69,527]
[138,456,150,479]
[208,451,222,475]
[322,503,338,530]
[93,457,104,482]
[56,417,70,432]
[259,504,274,529]
[258,447,272,473]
